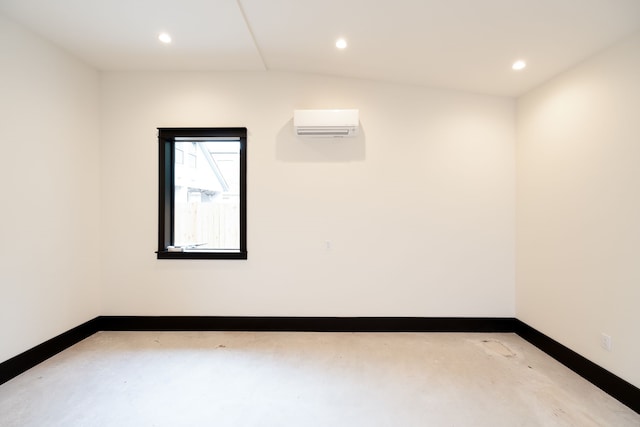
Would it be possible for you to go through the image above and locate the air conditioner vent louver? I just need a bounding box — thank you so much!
[297,127,352,136]
[294,109,359,138]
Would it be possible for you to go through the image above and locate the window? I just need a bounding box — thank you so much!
[157,128,247,259]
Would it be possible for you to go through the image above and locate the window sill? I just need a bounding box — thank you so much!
[156,250,248,260]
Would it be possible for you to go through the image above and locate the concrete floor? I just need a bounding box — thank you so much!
[0,332,637,426]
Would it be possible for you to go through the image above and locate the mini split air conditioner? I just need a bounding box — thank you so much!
[293,109,359,137]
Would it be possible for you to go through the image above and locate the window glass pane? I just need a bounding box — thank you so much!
[174,139,241,251]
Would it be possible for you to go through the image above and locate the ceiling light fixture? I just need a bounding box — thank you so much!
[512,60,526,71]
[158,33,172,44]
[336,38,347,49]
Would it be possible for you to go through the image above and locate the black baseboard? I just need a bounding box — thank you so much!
[0,317,100,385]
[515,320,639,414]
[1,316,637,414]
[98,316,516,333]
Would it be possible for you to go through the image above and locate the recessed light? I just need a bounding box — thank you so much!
[336,38,347,49]
[158,33,172,44]
[512,60,526,71]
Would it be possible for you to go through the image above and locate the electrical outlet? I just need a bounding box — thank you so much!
[600,333,612,351]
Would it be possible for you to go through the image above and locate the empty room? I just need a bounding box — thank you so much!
[0,0,639,425]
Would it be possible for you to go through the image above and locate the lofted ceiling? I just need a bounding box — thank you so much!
[1,0,639,97]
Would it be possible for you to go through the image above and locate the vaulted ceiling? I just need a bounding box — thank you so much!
[1,0,639,96]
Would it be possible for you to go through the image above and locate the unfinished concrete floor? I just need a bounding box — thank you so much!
[0,332,637,426]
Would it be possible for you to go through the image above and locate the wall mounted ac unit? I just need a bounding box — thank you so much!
[293,109,359,137]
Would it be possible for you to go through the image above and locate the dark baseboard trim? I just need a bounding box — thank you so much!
[98,316,516,333]
[0,317,100,385]
[1,316,637,414]
[0,316,513,386]
[515,320,639,414]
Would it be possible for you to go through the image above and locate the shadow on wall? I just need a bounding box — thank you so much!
[275,119,366,163]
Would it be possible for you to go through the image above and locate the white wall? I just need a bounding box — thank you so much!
[100,71,515,317]
[0,15,102,362]
[516,32,640,387]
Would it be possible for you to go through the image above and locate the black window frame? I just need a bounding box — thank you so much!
[157,127,247,260]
